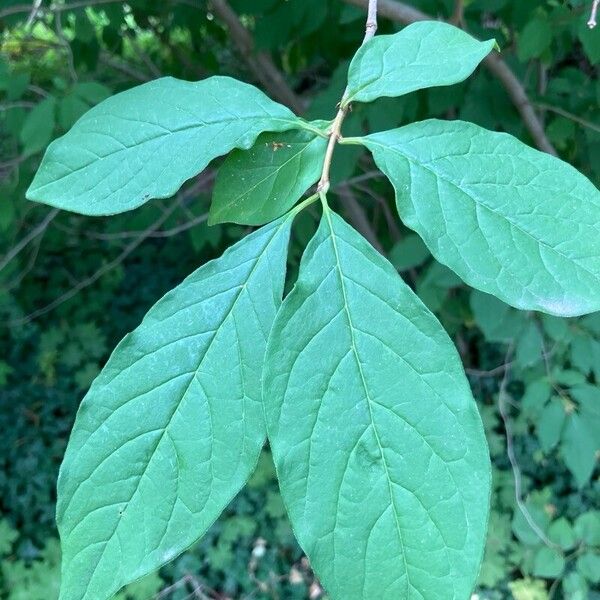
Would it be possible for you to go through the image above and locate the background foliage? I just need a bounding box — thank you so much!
[0,0,599,598]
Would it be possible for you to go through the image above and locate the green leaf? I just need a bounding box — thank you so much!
[579,19,600,65]
[57,216,293,600]
[517,17,553,61]
[574,511,600,546]
[209,129,327,225]
[362,119,600,316]
[71,81,112,105]
[263,207,490,599]
[571,385,600,446]
[563,572,589,600]
[516,322,543,367]
[576,552,600,584]
[58,94,90,130]
[537,399,565,452]
[20,97,57,157]
[547,518,576,551]
[27,76,304,216]
[388,233,430,271]
[512,502,550,546]
[344,22,495,105]
[470,291,525,343]
[532,547,565,579]
[0,520,18,555]
[560,413,597,488]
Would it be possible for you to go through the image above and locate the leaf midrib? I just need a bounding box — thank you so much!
[323,208,412,598]
[367,138,599,283]
[31,115,300,195]
[74,219,289,600]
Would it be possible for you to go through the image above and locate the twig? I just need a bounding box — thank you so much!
[6,207,175,326]
[535,102,600,134]
[100,52,152,82]
[589,0,600,28]
[342,0,558,156]
[450,0,464,27]
[25,0,43,28]
[317,107,348,192]
[365,0,378,41]
[74,211,209,240]
[318,0,378,192]
[351,181,401,242]
[337,183,384,253]
[496,344,560,550]
[7,175,212,326]
[54,8,78,82]
[466,362,512,378]
[209,0,304,114]
[0,0,125,20]
[0,208,59,274]
[0,101,36,111]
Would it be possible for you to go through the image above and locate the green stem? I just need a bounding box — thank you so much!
[290,192,320,217]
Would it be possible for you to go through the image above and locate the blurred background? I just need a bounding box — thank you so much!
[0,0,599,598]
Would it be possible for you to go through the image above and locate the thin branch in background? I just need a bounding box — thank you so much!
[24,0,43,28]
[0,208,59,274]
[337,183,384,253]
[0,101,36,111]
[450,0,464,27]
[1,229,45,292]
[209,0,305,114]
[342,0,558,156]
[0,0,126,20]
[496,344,560,550]
[54,8,78,82]
[76,210,209,240]
[466,362,512,378]
[7,206,175,326]
[350,181,401,242]
[535,102,600,134]
[6,173,212,327]
[124,28,162,78]
[27,84,50,98]
[588,0,600,28]
[100,52,152,82]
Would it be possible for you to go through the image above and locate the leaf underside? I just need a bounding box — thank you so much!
[210,129,327,226]
[263,209,490,600]
[345,21,495,104]
[26,76,302,215]
[57,217,292,600]
[363,119,600,316]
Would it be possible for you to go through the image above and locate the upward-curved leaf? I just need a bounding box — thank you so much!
[26,76,303,216]
[362,119,600,316]
[263,208,490,599]
[57,216,292,600]
[344,21,495,105]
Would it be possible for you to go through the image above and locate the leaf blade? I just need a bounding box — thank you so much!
[345,22,495,104]
[362,119,600,316]
[263,209,490,599]
[27,76,303,216]
[57,216,292,600]
[209,129,327,226]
